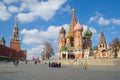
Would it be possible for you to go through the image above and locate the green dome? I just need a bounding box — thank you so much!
[61,46,67,51]
[65,34,72,39]
[60,27,66,34]
[84,27,92,37]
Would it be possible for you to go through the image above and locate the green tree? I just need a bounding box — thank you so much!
[109,38,120,58]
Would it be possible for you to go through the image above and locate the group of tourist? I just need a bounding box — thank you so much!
[49,62,61,68]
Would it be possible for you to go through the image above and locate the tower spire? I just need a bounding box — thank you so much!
[98,27,107,51]
[97,26,108,58]
[10,17,20,52]
[72,8,75,16]
[69,8,77,36]
[99,27,106,44]
[12,17,19,41]
[99,32,106,44]
[15,17,18,28]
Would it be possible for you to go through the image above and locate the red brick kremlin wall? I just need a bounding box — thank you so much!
[0,44,26,60]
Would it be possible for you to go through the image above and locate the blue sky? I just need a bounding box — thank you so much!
[0,0,120,60]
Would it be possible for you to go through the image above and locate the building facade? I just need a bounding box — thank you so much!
[0,18,26,60]
[95,29,108,58]
[57,9,92,59]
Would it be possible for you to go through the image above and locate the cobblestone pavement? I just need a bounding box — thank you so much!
[0,62,120,80]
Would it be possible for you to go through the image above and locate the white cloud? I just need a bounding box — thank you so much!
[89,12,102,23]
[98,17,111,25]
[20,24,69,45]
[17,13,35,23]
[19,2,28,12]
[16,0,67,22]
[3,0,17,4]
[60,4,71,13]
[1,0,67,22]
[111,18,120,25]
[27,45,44,60]
[20,28,41,45]
[8,5,19,13]
[89,12,120,26]
[0,2,11,21]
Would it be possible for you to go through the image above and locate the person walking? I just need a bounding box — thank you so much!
[34,60,37,65]
[83,62,87,70]
[13,59,19,67]
[25,60,27,64]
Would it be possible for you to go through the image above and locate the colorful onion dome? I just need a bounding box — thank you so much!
[61,46,67,51]
[65,34,72,39]
[84,27,92,37]
[74,22,83,31]
[60,27,66,34]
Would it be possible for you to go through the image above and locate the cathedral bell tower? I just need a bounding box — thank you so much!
[69,8,77,36]
[98,29,107,50]
[97,27,108,58]
[69,8,77,46]
[10,18,20,52]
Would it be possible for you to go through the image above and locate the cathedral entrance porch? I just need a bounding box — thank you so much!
[60,52,76,60]
[68,54,75,59]
[60,52,68,59]
[59,52,84,60]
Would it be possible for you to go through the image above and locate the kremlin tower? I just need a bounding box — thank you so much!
[10,18,20,52]
[0,18,26,60]
[0,37,6,46]
[10,18,27,60]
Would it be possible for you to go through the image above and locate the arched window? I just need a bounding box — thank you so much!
[103,44,104,48]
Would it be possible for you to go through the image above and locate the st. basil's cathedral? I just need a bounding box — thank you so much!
[57,8,108,59]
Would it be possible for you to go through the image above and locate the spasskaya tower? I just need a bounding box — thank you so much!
[10,18,20,52]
